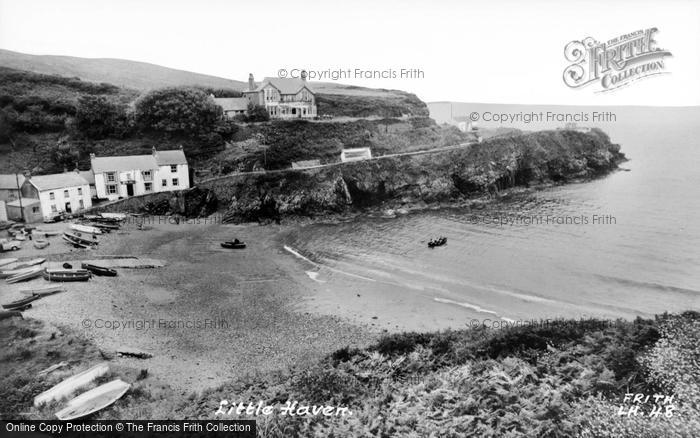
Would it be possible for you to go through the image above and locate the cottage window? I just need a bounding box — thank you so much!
[79,200,84,209]
[32,207,40,213]
[107,172,116,182]
[143,170,152,181]
[78,187,83,195]
[172,178,179,187]
[145,182,153,192]
[49,192,55,200]
[107,184,117,194]
[162,179,167,187]
[170,165,177,173]
[64,189,69,198]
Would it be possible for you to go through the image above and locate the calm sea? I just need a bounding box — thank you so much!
[283,106,700,321]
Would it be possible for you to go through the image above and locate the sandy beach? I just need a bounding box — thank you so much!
[1,218,375,392]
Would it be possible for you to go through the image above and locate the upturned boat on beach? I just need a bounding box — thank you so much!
[54,379,130,421]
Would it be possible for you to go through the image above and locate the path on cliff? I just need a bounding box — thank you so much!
[199,141,476,184]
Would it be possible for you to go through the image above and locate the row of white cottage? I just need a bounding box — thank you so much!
[0,147,190,223]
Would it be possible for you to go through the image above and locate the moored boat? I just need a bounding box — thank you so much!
[43,268,91,282]
[81,263,117,277]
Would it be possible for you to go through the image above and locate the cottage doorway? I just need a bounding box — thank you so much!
[126,183,134,196]
[65,202,72,213]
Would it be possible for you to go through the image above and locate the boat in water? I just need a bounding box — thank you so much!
[43,268,91,282]
[427,237,448,248]
[221,239,246,249]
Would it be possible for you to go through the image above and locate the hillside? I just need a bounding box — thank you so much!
[0,48,246,91]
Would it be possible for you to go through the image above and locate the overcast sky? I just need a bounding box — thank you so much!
[1,0,699,105]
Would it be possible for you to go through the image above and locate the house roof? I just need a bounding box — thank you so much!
[246,77,315,95]
[0,174,24,190]
[78,170,95,185]
[155,149,188,166]
[6,197,41,207]
[91,155,157,173]
[91,150,188,173]
[27,173,89,192]
[213,97,249,112]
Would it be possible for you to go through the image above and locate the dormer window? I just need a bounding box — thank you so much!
[170,165,177,173]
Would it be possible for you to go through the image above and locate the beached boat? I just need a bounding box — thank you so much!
[0,258,18,267]
[88,222,119,231]
[63,234,90,248]
[11,258,46,270]
[2,295,41,309]
[0,266,37,279]
[81,263,117,277]
[55,379,130,421]
[6,266,44,284]
[43,268,91,282]
[428,237,447,248]
[70,224,103,235]
[33,362,110,407]
[221,239,246,249]
[34,240,50,249]
[63,231,98,245]
[100,212,127,221]
[20,285,66,296]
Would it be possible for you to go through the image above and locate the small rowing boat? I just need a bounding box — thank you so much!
[63,231,98,245]
[2,295,41,310]
[63,234,90,248]
[34,362,109,407]
[70,224,103,235]
[20,285,66,296]
[11,258,46,270]
[81,263,117,277]
[43,268,91,282]
[6,266,44,284]
[55,379,130,421]
[221,239,246,249]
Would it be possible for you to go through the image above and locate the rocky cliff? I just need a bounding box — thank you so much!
[201,128,625,223]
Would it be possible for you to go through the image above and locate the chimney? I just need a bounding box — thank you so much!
[89,153,96,160]
[248,73,255,91]
[301,70,307,82]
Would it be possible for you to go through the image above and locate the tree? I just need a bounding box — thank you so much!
[244,103,270,123]
[75,96,129,139]
[134,87,222,136]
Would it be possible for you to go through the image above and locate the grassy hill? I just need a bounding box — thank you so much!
[0,48,246,91]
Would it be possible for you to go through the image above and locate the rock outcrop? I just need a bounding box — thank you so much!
[202,129,625,223]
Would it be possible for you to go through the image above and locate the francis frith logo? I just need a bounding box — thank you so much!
[563,28,672,92]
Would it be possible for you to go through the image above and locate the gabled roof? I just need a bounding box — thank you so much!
[27,173,90,192]
[213,97,249,112]
[0,174,24,190]
[246,77,315,95]
[155,149,188,166]
[91,155,158,173]
[78,170,95,185]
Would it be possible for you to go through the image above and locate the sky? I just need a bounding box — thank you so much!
[1,0,699,105]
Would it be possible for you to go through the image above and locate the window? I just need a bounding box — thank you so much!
[78,187,83,196]
[170,165,177,173]
[79,200,84,209]
[172,178,179,187]
[162,179,167,187]
[32,207,40,213]
[64,189,69,198]
[106,172,116,182]
[143,170,152,181]
[107,184,117,195]
[51,205,57,212]
[145,182,153,192]
[49,192,55,200]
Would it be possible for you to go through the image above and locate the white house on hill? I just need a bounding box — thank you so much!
[243,72,317,119]
[90,147,190,201]
[16,171,92,221]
